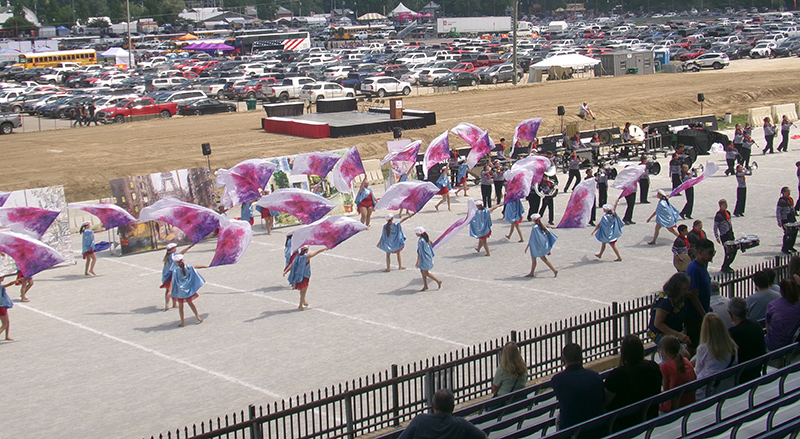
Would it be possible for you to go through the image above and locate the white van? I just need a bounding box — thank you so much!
[159,90,207,105]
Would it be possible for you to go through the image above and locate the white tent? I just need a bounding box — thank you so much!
[531,54,600,69]
[358,12,387,20]
[390,2,416,16]
[100,47,135,68]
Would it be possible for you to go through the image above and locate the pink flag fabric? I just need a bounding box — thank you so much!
[373,181,439,213]
[512,155,551,184]
[0,207,60,239]
[255,188,335,224]
[669,162,719,198]
[0,230,65,278]
[380,140,422,167]
[138,199,221,244]
[422,131,451,179]
[289,215,368,254]
[0,191,9,207]
[502,168,534,204]
[611,165,646,198]
[512,118,543,157]
[209,218,252,267]
[68,203,136,230]
[432,198,477,251]
[332,146,366,193]
[291,152,341,178]
[557,178,596,229]
[215,159,277,208]
[451,123,494,169]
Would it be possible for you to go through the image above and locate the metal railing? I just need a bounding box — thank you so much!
[148,255,792,439]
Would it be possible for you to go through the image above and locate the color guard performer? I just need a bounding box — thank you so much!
[592,200,624,262]
[647,190,680,245]
[524,214,558,278]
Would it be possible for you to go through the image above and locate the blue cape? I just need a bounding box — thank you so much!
[529,226,557,258]
[417,237,435,271]
[170,265,206,299]
[504,199,525,223]
[378,222,406,253]
[470,209,492,238]
[596,212,624,243]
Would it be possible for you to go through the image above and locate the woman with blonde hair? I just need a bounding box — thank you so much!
[491,342,527,397]
[693,313,738,399]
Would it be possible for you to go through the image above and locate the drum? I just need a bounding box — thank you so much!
[784,222,800,230]
[739,235,760,251]
[723,240,741,251]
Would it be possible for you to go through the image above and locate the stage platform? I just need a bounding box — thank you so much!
[262,110,435,139]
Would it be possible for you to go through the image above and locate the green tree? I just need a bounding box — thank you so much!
[75,0,90,22]
[87,17,110,27]
[2,4,37,35]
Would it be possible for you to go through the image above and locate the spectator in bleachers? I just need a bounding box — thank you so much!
[491,342,527,398]
[551,343,605,435]
[693,313,739,399]
[765,279,800,351]
[709,281,734,328]
[685,238,716,357]
[658,335,697,413]
[647,273,693,346]
[747,270,781,322]
[604,335,662,432]
[727,297,766,383]
[398,389,486,439]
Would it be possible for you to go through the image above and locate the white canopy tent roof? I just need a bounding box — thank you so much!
[99,47,135,68]
[390,2,416,16]
[531,54,600,69]
[358,12,387,20]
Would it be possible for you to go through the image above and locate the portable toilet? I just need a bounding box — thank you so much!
[654,49,670,70]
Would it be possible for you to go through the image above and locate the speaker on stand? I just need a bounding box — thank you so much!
[558,105,565,132]
[202,142,212,170]
[697,93,705,115]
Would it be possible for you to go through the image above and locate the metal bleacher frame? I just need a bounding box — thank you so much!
[500,343,800,439]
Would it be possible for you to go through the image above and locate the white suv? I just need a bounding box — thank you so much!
[750,42,777,58]
[683,52,730,71]
[299,82,355,102]
[360,77,412,97]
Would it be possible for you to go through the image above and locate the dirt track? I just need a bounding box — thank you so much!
[5,57,800,201]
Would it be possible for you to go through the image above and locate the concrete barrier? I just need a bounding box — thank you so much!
[773,103,798,123]
[748,106,772,127]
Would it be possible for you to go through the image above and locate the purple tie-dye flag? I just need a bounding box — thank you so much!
[332,146,366,193]
[557,177,596,229]
[0,207,60,239]
[0,230,66,278]
[215,159,277,208]
[502,168,534,204]
[373,181,439,213]
[68,203,136,230]
[512,117,543,158]
[669,162,719,198]
[209,218,252,267]
[422,131,451,179]
[292,152,341,178]
[289,215,368,254]
[138,199,221,244]
[255,188,335,224]
[432,198,477,251]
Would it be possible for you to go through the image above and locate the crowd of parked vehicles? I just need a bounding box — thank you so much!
[0,9,798,134]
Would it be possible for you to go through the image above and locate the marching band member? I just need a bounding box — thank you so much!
[777,187,797,255]
[714,199,737,273]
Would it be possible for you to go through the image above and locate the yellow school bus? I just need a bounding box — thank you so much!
[17,49,97,68]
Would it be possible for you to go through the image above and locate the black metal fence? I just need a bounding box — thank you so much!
[148,255,792,439]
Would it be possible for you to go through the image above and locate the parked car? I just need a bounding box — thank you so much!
[683,52,730,71]
[431,71,481,87]
[0,112,22,134]
[773,39,800,57]
[360,77,412,97]
[177,98,237,115]
[750,41,777,58]
[478,64,522,84]
[418,68,453,86]
[298,82,355,102]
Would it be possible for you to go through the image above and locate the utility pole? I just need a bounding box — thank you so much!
[512,0,518,86]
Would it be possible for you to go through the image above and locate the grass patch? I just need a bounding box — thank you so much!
[717,114,748,130]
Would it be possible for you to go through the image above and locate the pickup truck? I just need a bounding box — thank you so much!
[261,76,316,103]
[96,97,178,123]
[339,72,375,93]
[0,112,22,134]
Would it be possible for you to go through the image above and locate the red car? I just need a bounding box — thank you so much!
[679,49,705,61]
[190,61,220,75]
[452,62,477,72]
